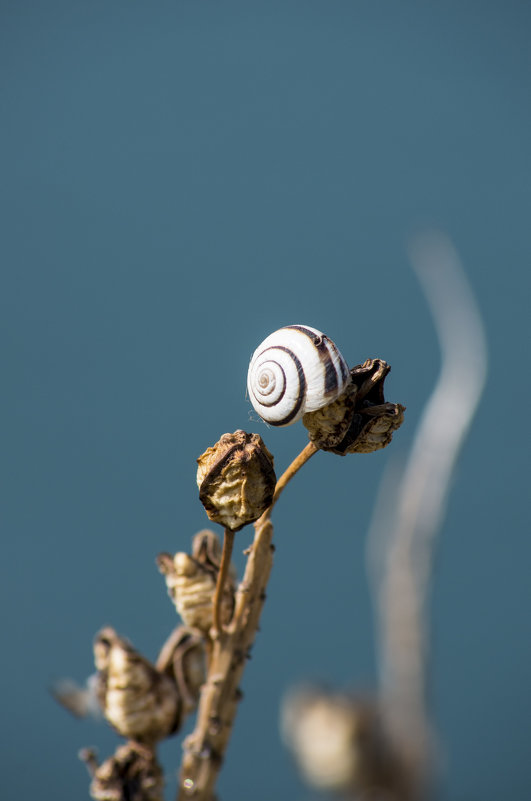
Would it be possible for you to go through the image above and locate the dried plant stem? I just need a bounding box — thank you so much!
[177,515,274,800]
[212,528,235,636]
[177,442,318,801]
[265,441,318,518]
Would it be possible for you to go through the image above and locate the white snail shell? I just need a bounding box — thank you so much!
[247,325,350,426]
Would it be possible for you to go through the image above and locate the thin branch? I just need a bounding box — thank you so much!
[264,441,318,519]
[212,528,235,636]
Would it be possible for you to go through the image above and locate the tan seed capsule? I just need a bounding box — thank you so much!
[157,536,234,633]
[303,359,405,455]
[94,627,181,744]
[302,381,357,450]
[197,430,276,531]
[342,402,405,454]
[281,688,412,799]
[80,742,164,801]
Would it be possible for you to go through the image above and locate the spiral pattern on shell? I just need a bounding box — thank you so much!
[247,325,350,426]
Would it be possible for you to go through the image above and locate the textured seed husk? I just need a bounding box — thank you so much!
[197,430,276,531]
[81,742,164,801]
[303,359,405,455]
[302,380,357,449]
[157,549,234,633]
[282,688,413,799]
[339,403,405,453]
[94,627,181,743]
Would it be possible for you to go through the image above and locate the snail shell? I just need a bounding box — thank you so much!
[247,325,350,426]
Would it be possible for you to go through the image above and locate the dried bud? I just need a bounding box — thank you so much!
[156,626,206,716]
[281,687,412,799]
[93,627,181,743]
[197,430,276,531]
[303,359,405,454]
[157,532,235,633]
[80,743,164,801]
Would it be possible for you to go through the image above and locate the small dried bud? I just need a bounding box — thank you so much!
[157,532,235,632]
[343,402,405,453]
[302,380,358,450]
[303,359,405,455]
[80,743,164,801]
[281,687,412,799]
[197,430,276,531]
[94,627,181,743]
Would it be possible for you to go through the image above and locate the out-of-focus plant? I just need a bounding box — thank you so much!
[281,232,487,800]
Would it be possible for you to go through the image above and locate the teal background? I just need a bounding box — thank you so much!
[1,2,530,799]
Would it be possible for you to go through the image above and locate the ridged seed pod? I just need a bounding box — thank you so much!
[94,627,181,744]
[247,325,350,426]
[197,430,276,530]
[157,532,235,632]
[303,359,405,454]
[80,743,164,801]
[281,687,412,799]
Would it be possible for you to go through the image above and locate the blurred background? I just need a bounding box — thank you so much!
[1,1,530,799]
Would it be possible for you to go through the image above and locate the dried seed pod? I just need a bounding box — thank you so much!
[94,627,181,744]
[301,381,357,450]
[80,743,164,801]
[156,626,206,716]
[281,687,412,800]
[157,537,235,633]
[197,430,276,530]
[303,358,405,454]
[343,402,406,453]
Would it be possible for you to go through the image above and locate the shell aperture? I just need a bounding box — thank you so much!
[247,325,349,426]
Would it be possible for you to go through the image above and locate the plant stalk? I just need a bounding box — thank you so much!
[212,528,235,637]
[176,441,319,800]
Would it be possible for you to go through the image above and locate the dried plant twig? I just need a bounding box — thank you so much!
[212,528,235,636]
[264,440,318,518]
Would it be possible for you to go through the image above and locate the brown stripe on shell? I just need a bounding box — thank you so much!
[284,325,339,397]
[262,345,306,425]
[249,359,286,407]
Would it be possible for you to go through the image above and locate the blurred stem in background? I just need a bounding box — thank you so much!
[282,232,487,801]
[367,231,488,794]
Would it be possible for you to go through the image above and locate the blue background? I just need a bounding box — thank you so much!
[1,2,530,799]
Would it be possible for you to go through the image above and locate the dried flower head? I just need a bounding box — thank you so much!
[281,687,412,799]
[94,627,181,743]
[157,530,235,633]
[303,359,405,454]
[80,743,164,801]
[197,430,276,530]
